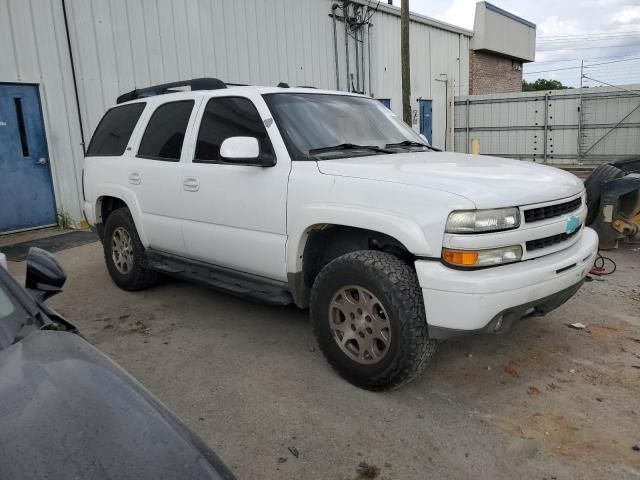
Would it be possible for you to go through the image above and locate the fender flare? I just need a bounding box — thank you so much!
[286,204,432,274]
[94,185,149,247]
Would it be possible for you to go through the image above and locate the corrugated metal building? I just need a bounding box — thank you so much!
[0,0,526,232]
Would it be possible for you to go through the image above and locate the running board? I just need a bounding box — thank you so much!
[146,250,293,305]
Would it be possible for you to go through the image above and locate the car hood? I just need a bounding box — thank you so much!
[0,330,234,480]
[316,152,584,208]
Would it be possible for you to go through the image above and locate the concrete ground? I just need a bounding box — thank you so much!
[6,239,640,479]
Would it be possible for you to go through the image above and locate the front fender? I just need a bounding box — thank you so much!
[286,204,433,273]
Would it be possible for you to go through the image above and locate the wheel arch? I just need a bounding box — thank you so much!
[95,190,148,246]
[287,216,432,308]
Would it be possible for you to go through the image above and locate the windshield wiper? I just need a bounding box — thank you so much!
[385,140,441,151]
[308,143,394,156]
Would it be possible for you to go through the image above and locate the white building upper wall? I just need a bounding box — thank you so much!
[471,1,536,62]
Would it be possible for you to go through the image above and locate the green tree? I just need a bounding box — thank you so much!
[522,78,571,91]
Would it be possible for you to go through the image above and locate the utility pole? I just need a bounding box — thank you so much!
[401,0,411,125]
[577,60,584,160]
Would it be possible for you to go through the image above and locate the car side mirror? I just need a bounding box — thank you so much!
[25,248,66,300]
[220,136,275,167]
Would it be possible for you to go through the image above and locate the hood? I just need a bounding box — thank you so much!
[0,331,234,480]
[316,152,584,208]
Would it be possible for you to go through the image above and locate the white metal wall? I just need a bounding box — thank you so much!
[64,0,343,142]
[0,0,85,226]
[370,8,470,148]
[1,0,473,227]
[64,0,471,149]
[454,85,640,164]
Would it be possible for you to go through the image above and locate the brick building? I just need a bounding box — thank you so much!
[468,2,536,95]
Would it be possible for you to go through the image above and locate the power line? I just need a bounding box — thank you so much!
[524,56,640,74]
[530,54,640,64]
[538,34,640,44]
[538,42,640,52]
[538,30,640,39]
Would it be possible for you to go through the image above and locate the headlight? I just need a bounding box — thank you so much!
[442,245,523,268]
[445,208,520,233]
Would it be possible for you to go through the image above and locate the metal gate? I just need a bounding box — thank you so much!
[0,84,56,233]
[454,84,640,164]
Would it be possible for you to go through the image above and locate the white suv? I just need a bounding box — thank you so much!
[83,78,598,390]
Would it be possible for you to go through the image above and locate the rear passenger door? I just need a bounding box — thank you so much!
[180,94,290,281]
[129,99,198,254]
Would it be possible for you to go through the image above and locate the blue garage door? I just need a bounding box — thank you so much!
[0,84,56,233]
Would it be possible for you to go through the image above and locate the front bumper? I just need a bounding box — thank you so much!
[415,227,598,338]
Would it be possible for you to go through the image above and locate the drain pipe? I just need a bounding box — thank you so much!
[344,2,350,91]
[61,0,86,153]
[354,7,360,93]
[331,4,340,90]
[367,18,372,96]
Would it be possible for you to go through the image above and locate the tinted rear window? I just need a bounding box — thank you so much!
[138,101,194,161]
[86,103,145,156]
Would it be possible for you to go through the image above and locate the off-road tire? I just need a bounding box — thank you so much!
[310,250,436,390]
[584,163,624,225]
[103,208,158,291]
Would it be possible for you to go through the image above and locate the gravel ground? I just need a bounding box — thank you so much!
[6,240,640,480]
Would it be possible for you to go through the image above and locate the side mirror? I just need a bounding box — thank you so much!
[220,137,275,167]
[25,248,66,300]
[0,252,6,270]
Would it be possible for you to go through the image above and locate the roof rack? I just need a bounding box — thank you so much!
[116,77,226,104]
[116,78,315,104]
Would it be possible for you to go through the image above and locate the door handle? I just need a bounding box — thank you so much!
[129,172,141,185]
[183,177,199,192]
[36,157,47,165]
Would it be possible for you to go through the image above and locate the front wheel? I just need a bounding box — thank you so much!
[310,250,436,390]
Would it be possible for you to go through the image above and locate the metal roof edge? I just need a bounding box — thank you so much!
[349,0,474,37]
[481,1,536,29]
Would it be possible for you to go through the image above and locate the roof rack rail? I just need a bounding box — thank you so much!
[116,77,226,104]
[277,82,290,88]
[296,85,317,89]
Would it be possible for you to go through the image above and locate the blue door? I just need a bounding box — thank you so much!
[419,99,433,144]
[378,98,391,109]
[0,84,56,233]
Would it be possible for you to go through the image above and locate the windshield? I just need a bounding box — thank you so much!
[263,93,429,159]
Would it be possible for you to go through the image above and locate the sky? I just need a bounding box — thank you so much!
[405,0,640,87]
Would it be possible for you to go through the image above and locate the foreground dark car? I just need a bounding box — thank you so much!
[0,248,234,480]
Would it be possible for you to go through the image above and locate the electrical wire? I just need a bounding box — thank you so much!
[590,252,617,275]
[538,42,640,52]
[538,30,640,39]
[524,56,640,75]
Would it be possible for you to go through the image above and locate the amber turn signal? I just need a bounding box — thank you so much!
[442,249,479,266]
[442,245,523,268]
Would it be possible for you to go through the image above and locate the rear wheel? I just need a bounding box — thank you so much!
[103,208,158,291]
[310,250,436,390]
